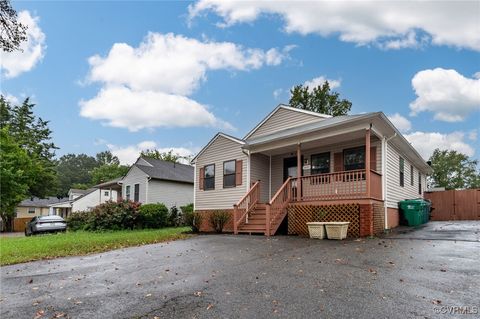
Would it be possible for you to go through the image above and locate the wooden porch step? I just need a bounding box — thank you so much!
[245,218,266,225]
[238,224,266,231]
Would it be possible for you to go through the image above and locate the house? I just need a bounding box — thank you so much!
[12,197,68,232]
[121,157,194,208]
[191,104,432,237]
[49,177,123,217]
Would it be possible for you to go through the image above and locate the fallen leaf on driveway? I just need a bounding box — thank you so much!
[145,294,152,297]
[368,268,377,274]
[432,299,442,305]
[194,291,202,297]
[34,309,45,319]
[206,304,214,310]
[28,279,33,284]
[53,312,66,318]
[440,269,447,272]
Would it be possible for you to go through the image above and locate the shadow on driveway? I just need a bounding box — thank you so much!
[1,221,479,319]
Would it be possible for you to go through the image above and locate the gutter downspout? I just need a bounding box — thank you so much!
[269,154,272,200]
[384,133,397,229]
[146,176,152,203]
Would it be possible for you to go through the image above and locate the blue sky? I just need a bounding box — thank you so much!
[1,1,479,163]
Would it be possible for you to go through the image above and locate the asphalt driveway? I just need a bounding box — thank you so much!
[1,221,479,319]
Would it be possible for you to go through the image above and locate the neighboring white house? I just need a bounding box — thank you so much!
[191,104,432,236]
[121,157,194,208]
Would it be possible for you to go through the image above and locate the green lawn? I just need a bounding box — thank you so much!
[0,227,191,266]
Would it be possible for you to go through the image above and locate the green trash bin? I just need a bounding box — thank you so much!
[399,199,429,227]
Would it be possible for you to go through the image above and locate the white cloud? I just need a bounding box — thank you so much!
[189,1,480,51]
[0,11,46,78]
[1,93,19,105]
[81,32,290,131]
[468,130,477,141]
[303,76,341,92]
[410,68,480,122]
[387,113,411,133]
[273,88,284,99]
[107,141,198,165]
[80,86,233,132]
[404,131,475,160]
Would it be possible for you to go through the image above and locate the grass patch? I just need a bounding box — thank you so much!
[0,227,191,266]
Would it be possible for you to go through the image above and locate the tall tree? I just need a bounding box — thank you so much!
[429,149,480,190]
[55,154,98,195]
[96,150,120,166]
[91,164,129,185]
[0,127,36,230]
[0,0,27,52]
[289,81,352,116]
[140,149,186,163]
[0,96,58,198]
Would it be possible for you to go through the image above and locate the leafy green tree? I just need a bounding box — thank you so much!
[55,154,98,195]
[0,127,35,230]
[0,0,27,52]
[70,183,89,190]
[140,149,186,163]
[289,81,352,116]
[0,96,58,198]
[91,163,129,185]
[96,150,120,166]
[429,149,480,190]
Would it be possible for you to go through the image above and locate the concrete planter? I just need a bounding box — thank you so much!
[325,222,350,240]
[306,222,327,239]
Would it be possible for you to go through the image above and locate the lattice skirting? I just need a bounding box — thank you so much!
[288,203,360,237]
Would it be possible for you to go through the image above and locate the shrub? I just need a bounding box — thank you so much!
[184,210,203,233]
[209,210,230,233]
[67,200,141,231]
[139,203,169,228]
[66,212,89,231]
[168,206,181,227]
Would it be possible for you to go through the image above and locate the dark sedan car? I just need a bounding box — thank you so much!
[25,216,67,236]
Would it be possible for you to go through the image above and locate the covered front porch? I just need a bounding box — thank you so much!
[233,126,385,236]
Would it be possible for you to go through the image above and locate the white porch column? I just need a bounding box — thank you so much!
[246,150,251,188]
[297,143,302,200]
[365,128,371,198]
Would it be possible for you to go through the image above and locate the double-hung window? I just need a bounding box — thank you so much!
[343,147,365,171]
[125,185,131,200]
[223,160,236,188]
[399,157,405,187]
[204,164,215,190]
[311,152,330,175]
[134,184,140,202]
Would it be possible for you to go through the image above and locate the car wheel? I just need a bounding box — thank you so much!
[25,228,31,236]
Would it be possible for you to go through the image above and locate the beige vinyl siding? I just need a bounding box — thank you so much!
[250,153,270,203]
[16,207,50,218]
[148,180,193,208]
[386,144,425,208]
[122,166,148,203]
[269,138,382,194]
[247,108,324,140]
[195,135,247,210]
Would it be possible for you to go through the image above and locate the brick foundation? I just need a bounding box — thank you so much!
[194,209,235,233]
[359,204,374,237]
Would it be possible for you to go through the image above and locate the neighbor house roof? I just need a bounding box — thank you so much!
[18,197,68,208]
[135,157,194,184]
[68,188,89,195]
[93,177,123,189]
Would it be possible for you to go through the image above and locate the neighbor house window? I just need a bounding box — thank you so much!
[223,160,236,188]
[134,184,140,202]
[104,191,109,197]
[28,207,35,214]
[410,165,414,186]
[344,147,365,171]
[399,157,405,187]
[125,185,131,200]
[311,152,330,174]
[204,164,215,190]
[418,172,422,195]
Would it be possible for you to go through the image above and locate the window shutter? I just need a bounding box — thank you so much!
[199,167,204,190]
[334,152,343,172]
[235,160,243,186]
[370,146,377,171]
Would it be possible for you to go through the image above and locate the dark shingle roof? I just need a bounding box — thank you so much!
[136,157,194,184]
[69,189,89,195]
[18,197,68,208]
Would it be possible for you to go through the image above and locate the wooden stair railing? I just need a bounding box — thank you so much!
[265,177,292,236]
[233,181,260,234]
